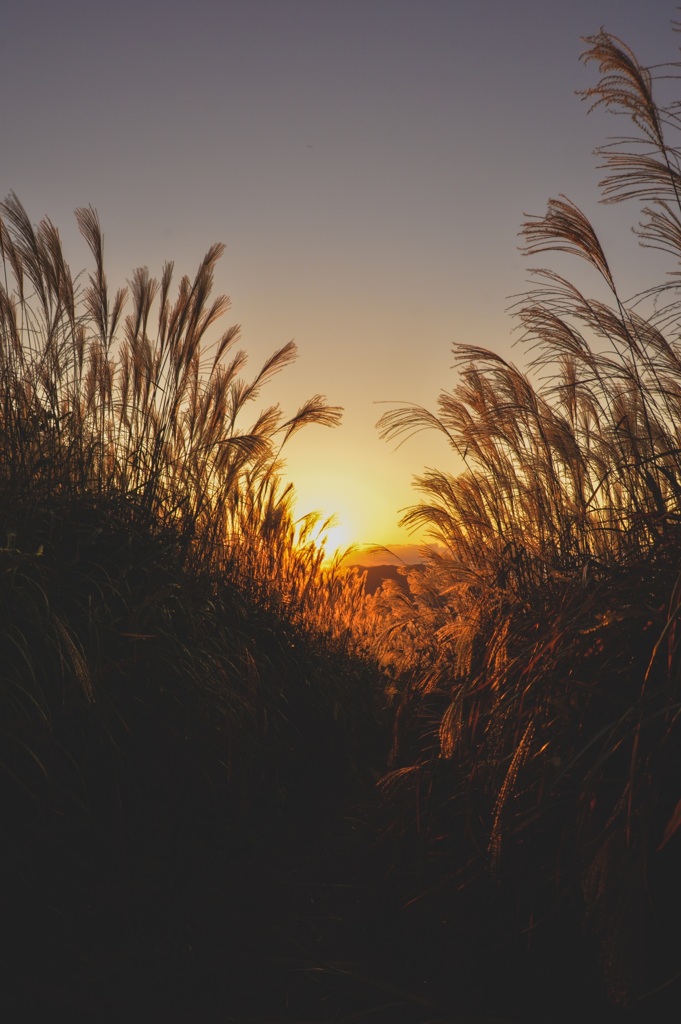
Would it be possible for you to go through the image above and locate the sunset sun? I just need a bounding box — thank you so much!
[317,516,356,561]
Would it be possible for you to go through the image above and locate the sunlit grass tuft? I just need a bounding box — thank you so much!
[374,22,681,1009]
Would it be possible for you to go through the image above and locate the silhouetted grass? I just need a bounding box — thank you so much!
[375,23,681,1013]
[0,196,388,1019]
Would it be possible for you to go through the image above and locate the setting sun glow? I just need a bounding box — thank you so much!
[316,516,355,562]
[289,462,420,561]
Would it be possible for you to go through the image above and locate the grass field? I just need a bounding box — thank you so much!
[3,24,681,1024]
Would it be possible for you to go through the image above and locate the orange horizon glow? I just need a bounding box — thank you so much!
[294,494,433,569]
[292,487,420,565]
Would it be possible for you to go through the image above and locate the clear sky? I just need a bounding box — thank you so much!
[2,0,678,550]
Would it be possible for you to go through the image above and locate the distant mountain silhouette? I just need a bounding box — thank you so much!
[340,543,435,567]
[349,562,424,596]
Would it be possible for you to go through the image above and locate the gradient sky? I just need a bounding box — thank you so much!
[2,0,678,549]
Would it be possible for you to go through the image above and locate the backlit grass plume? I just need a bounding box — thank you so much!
[376,24,681,1008]
[0,196,385,1014]
[0,193,341,566]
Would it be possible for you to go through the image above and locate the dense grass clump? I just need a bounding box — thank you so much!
[0,196,386,1018]
[375,27,681,1013]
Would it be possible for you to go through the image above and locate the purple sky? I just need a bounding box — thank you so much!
[3,0,678,548]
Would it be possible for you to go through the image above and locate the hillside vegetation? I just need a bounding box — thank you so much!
[373,26,681,1014]
[0,192,385,1019]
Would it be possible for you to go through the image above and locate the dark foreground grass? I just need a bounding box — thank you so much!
[0,500,389,1022]
[0,193,393,1021]
[373,20,681,1019]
